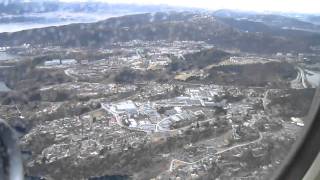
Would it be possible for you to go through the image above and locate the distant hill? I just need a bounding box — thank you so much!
[167,48,297,88]
[1,12,320,53]
[205,61,297,88]
[214,9,320,32]
[216,17,320,46]
[168,48,231,71]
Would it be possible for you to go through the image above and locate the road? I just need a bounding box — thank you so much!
[305,69,320,87]
[297,67,308,88]
[291,67,308,88]
[155,117,177,132]
[169,132,263,171]
[262,90,270,111]
[155,118,168,132]
[64,68,79,81]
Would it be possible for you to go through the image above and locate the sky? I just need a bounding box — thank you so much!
[56,0,320,14]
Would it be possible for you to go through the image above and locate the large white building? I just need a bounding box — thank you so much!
[44,59,61,66]
[109,100,138,115]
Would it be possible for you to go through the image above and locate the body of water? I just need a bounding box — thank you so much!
[0,12,129,33]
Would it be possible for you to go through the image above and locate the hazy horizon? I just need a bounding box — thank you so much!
[0,0,320,14]
[58,0,320,14]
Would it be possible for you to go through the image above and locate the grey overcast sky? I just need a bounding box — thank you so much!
[58,0,320,13]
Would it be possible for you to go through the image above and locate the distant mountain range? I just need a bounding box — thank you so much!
[213,9,320,32]
[1,11,320,54]
[1,3,320,54]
